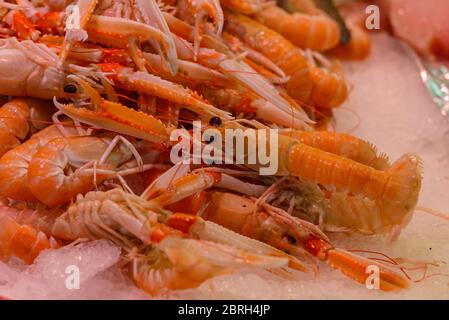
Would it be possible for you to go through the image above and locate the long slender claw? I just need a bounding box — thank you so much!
[134,0,179,75]
[141,162,191,200]
[304,236,409,291]
[54,76,169,142]
[212,0,225,35]
[60,0,98,63]
[143,52,231,87]
[219,59,313,127]
[87,15,172,61]
[116,70,233,120]
[159,236,290,271]
[165,213,308,272]
[326,248,410,291]
[149,171,219,205]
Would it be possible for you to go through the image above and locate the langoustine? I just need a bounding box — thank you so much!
[0,0,429,297]
[140,168,410,291]
[47,188,301,294]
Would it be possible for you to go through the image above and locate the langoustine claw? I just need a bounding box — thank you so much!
[143,168,410,291]
[49,188,298,295]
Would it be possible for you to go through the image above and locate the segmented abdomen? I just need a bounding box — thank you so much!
[255,6,340,51]
[309,67,348,109]
[282,130,389,169]
[328,23,371,60]
[0,100,30,157]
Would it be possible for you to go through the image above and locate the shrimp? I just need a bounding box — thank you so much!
[255,2,340,52]
[223,12,313,104]
[275,141,421,237]
[84,54,231,120]
[50,188,298,295]
[27,135,139,206]
[200,85,308,128]
[163,14,312,127]
[38,37,232,103]
[0,205,59,264]
[218,122,422,236]
[140,170,409,291]
[325,155,422,238]
[36,0,178,71]
[133,236,291,295]
[27,2,179,73]
[127,36,300,123]
[0,123,78,202]
[53,75,172,142]
[32,37,225,124]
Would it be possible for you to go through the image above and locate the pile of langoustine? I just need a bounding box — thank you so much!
[0,0,421,296]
